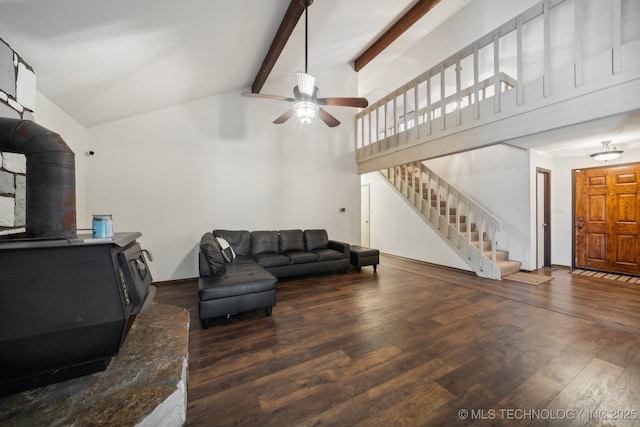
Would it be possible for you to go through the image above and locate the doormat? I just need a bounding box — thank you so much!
[570,269,640,284]
[503,272,553,285]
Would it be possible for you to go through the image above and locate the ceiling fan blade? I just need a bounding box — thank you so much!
[242,92,294,102]
[316,97,369,108]
[318,109,340,128]
[273,109,294,124]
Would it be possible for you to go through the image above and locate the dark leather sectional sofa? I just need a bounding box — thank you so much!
[198,229,350,328]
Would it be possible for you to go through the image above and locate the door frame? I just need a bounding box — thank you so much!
[536,168,551,268]
[572,168,577,270]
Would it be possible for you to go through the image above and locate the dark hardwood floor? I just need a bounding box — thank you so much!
[154,255,640,426]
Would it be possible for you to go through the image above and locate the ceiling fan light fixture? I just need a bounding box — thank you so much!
[242,0,365,127]
[590,140,623,161]
[293,101,319,124]
[295,72,315,96]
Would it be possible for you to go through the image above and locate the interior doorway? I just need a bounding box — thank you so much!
[574,163,640,275]
[361,184,370,247]
[536,168,551,268]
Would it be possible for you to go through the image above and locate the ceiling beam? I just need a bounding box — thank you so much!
[354,0,441,72]
[251,0,307,94]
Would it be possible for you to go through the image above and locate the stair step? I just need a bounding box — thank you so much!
[460,230,480,240]
[472,240,492,251]
[438,207,457,215]
[484,249,509,262]
[459,223,478,233]
[448,215,466,224]
[497,260,522,277]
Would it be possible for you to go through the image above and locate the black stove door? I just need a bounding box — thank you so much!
[118,242,154,314]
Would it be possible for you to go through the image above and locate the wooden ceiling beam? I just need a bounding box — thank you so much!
[251,0,307,94]
[354,0,441,72]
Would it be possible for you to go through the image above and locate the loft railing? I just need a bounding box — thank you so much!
[356,0,640,161]
[382,162,502,279]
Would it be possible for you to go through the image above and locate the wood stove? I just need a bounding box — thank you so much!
[0,232,155,397]
[0,118,156,396]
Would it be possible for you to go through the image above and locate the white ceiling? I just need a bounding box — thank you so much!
[0,0,467,127]
[0,0,638,157]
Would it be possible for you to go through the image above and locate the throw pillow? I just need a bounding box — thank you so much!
[200,233,225,275]
[216,237,237,262]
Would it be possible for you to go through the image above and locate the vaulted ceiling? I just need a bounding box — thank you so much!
[0,0,467,127]
[1,0,638,159]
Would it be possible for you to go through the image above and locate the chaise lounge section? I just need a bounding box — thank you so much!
[198,229,350,328]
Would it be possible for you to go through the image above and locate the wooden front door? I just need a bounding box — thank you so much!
[575,163,640,275]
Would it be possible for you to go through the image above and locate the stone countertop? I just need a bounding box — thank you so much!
[0,303,190,427]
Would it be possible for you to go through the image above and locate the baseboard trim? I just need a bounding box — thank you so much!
[381,252,476,276]
[153,277,198,287]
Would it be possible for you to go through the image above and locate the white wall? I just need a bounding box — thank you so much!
[361,171,472,272]
[33,65,362,282]
[65,64,361,281]
[35,92,90,228]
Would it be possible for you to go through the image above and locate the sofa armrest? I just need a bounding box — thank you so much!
[328,240,350,258]
[199,251,213,277]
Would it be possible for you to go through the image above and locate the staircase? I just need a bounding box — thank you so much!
[382,162,521,280]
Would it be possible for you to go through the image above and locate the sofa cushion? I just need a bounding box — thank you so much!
[200,232,225,275]
[214,230,251,256]
[279,229,305,252]
[233,255,256,264]
[312,248,345,261]
[216,237,237,262]
[304,229,329,251]
[251,231,279,256]
[198,262,277,301]
[254,252,291,268]
[285,251,320,265]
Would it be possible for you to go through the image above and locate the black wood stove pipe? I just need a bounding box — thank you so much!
[0,118,76,239]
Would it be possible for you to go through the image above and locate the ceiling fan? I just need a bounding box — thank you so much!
[241,0,368,127]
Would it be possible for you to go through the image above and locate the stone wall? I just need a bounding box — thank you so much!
[0,153,26,233]
[1,35,35,235]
